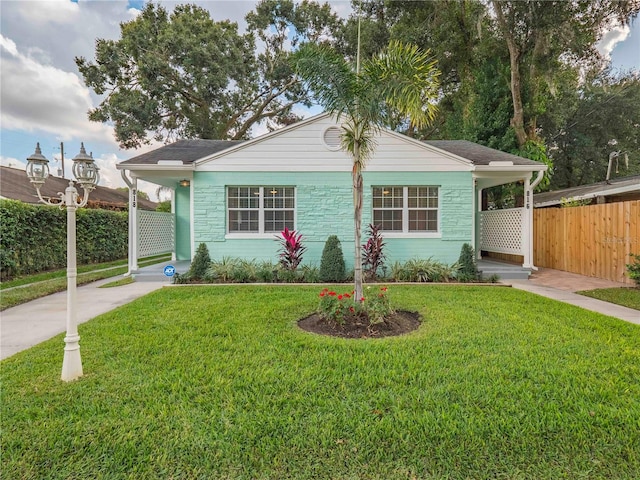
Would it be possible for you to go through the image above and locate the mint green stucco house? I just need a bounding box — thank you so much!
[118,114,547,275]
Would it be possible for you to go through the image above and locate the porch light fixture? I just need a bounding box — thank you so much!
[270,189,278,194]
[179,179,190,187]
[26,142,98,382]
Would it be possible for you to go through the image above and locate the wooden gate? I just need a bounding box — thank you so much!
[534,200,640,284]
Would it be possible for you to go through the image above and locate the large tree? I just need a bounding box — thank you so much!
[490,0,640,148]
[541,70,640,188]
[294,41,440,299]
[76,1,341,149]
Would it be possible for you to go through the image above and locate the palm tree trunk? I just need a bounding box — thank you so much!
[353,161,364,301]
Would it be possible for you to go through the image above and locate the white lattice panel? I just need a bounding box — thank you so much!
[137,211,174,257]
[480,208,523,254]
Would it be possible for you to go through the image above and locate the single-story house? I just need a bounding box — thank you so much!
[534,174,640,208]
[117,114,547,274]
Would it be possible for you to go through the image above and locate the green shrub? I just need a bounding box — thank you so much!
[188,243,211,280]
[256,261,278,283]
[390,258,458,283]
[626,253,640,286]
[300,264,320,283]
[0,199,127,279]
[319,235,346,282]
[457,243,479,282]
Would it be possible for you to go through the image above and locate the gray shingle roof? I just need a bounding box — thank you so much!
[119,138,544,168]
[120,139,242,165]
[424,140,543,166]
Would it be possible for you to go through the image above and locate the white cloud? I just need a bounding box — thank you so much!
[597,25,631,60]
[0,155,26,170]
[0,34,117,146]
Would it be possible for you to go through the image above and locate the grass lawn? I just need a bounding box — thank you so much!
[0,254,170,310]
[578,287,640,311]
[2,285,639,479]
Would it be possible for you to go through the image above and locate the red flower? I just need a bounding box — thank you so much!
[360,297,365,302]
[319,292,325,297]
[328,291,337,296]
[380,287,388,292]
[349,306,355,313]
[338,295,343,300]
[343,293,351,298]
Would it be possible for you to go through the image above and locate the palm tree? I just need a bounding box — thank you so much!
[294,40,440,300]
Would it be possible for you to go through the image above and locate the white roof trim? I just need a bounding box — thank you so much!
[116,163,193,171]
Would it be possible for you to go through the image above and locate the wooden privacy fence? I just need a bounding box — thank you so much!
[534,200,640,284]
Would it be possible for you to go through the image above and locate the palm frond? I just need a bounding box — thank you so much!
[292,43,358,118]
[364,40,440,129]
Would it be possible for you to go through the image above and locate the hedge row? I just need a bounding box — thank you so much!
[0,200,128,280]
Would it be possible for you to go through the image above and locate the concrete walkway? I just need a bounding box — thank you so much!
[511,267,639,325]
[0,261,187,360]
[1,263,638,361]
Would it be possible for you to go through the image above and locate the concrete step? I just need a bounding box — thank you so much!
[478,261,531,280]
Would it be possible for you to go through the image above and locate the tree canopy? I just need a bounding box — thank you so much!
[76,1,340,149]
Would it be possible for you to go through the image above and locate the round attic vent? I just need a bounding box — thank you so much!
[323,126,342,150]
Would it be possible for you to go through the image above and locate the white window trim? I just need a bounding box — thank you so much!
[372,186,442,238]
[225,186,296,237]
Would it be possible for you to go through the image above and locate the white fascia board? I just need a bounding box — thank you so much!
[195,113,332,166]
[474,164,547,172]
[534,184,640,207]
[116,163,194,171]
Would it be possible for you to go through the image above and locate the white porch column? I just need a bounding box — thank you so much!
[476,185,483,260]
[171,187,177,261]
[125,174,139,273]
[522,175,534,269]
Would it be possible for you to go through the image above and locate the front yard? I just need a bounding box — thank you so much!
[2,285,639,479]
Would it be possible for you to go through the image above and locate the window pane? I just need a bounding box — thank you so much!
[408,209,437,232]
[264,209,294,232]
[374,209,402,231]
[229,210,259,232]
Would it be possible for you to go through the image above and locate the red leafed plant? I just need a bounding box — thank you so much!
[362,223,386,281]
[277,227,307,270]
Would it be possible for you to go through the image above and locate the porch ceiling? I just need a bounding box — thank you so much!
[124,169,192,188]
[474,172,531,189]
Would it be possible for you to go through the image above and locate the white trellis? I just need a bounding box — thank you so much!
[137,210,174,258]
[479,208,523,255]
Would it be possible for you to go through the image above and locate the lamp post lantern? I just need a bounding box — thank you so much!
[26,142,99,381]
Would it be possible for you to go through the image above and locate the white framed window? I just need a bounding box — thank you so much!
[227,186,295,234]
[372,186,439,235]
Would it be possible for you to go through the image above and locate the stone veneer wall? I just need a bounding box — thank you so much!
[188,171,473,268]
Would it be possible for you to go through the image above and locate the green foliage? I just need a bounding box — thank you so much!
[0,200,127,280]
[560,197,592,208]
[390,258,459,283]
[457,243,479,282]
[319,235,346,282]
[76,1,340,148]
[318,286,393,326]
[188,243,211,280]
[626,253,640,287]
[156,200,171,213]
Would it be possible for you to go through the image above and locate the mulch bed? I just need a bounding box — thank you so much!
[297,310,421,339]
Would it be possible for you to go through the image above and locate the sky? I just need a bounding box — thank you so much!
[1,0,639,201]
